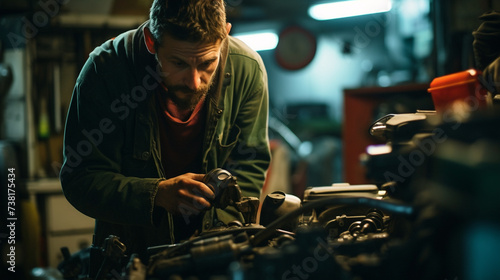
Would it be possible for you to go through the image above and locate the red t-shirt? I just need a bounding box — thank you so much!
[156,87,206,179]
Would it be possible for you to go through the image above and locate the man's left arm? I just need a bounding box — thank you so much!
[226,62,271,199]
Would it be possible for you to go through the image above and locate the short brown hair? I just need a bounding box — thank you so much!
[149,0,227,48]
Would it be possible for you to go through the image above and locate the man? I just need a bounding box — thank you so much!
[60,0,270,260]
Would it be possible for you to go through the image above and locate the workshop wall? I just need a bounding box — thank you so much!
[257,0,433,126]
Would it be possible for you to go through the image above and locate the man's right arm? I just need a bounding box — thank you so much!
[60,55,163,227]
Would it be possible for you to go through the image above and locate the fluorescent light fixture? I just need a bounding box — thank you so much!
[233,31,279,51]
[308,0,392,21]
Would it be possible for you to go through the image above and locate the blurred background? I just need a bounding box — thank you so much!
[0,0,499,277]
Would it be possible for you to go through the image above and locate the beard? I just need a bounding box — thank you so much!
[155,55,216,111]
[164,83,210,111]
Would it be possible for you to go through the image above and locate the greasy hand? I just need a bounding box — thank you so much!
[154,173,214,215]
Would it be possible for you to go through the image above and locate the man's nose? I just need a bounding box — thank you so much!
[184,68,201,90]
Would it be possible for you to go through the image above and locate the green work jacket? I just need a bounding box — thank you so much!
[59,21,270,259]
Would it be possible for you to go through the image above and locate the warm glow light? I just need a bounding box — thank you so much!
[308,0,392,21]
[366,144,392,155]
[233,31,279,51]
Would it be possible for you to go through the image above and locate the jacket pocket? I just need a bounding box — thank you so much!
[216,124,241,162]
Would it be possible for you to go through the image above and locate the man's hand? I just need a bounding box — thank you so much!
[154,173,215,215]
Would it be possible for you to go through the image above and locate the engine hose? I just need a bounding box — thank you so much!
[251,196,414,246]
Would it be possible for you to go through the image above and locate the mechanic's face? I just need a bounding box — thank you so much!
[155,34,222,110]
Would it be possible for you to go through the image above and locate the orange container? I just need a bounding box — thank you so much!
[427,69,488,113]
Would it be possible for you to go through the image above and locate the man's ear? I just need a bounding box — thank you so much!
[226,22,232,35]
[144,26,156,54]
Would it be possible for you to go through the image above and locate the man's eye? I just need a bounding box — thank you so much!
[170,60,185,67]
[201,61,214,68]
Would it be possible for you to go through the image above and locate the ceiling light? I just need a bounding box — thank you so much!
[233,31,279,51]
[308,0,392,21]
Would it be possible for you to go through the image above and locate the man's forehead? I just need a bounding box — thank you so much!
[158,36,223,58]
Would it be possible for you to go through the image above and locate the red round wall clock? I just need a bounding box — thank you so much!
[275,25,317,70]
